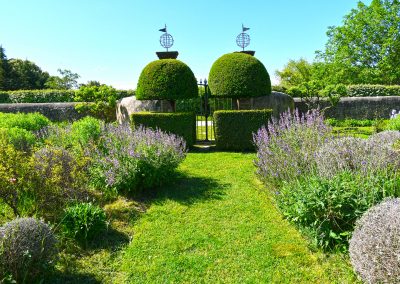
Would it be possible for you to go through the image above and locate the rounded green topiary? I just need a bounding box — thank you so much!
[208,52,271,98]
[136,59,198,101]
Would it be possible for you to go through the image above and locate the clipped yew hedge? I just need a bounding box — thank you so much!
[214,109,273,151]
[130,112,196,147]
[136,59,198,101]
[209,53,271,98]
[347,85,400,97]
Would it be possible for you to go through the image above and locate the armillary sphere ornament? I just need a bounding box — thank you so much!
[236,24,250,51]
[159,24,174,51]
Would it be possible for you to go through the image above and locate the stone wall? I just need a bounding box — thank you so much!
[0,103,85,121]
[294,96,400,120]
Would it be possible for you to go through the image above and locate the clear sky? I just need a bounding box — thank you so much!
[0,0,371,89]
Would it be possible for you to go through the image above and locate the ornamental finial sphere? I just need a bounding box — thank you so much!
[236,33,250,50]
[160,33,174,50]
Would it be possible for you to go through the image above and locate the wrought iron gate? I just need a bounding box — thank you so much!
[196,79,233,142]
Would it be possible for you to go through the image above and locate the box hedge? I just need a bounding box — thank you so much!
[130,112,196,146]
[347,85,400,97]
[0,89,134,104]
[214,109,273,151]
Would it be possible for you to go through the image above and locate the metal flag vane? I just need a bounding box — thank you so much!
[236,24,250,51]
[159,24,174,51]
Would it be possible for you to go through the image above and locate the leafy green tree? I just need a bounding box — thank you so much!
[275,58,314,89]
[0,46,10,90]
[7,59,49,90]
[317,0,400,85]
[45,69,80,90]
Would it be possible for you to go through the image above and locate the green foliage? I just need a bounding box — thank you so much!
[209,53,271,98]
[275,58,314,89]
[316,0,400,85]
[70,116,102,150]
[45,69,80,90]
[131,112,196,146]
[31,146,89,220]
[347,84,400,97]
[0,144,32,217]
[214,110,272,151]
[386,115,400,131]
[0,89,75,103]
[136,59,198,101]
[0,127,36,152]
[325,118,375,127]
[74,84,118,122]
[7,59,50,90]
[278,171,400,250]
[0,112,50,131]
[0,217,58,282]
[61,202,107,247]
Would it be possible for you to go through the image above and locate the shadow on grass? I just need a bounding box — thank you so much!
[87,227,130,251]
[136,172,229,206]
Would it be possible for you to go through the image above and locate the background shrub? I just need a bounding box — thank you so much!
[350,198,400,283]
[325,118,375,127]
[347,84,400,97]
[0,89,75,103]
[208,52,271,98]
[0,127,36,152]
[131,112,196,147]
[214,110,272,151]
[136,59,198,101]
[0,217,57,282]
[32,146,89,220]
[0,112,50,131]
[62,202,107,247]
[386,115,400,131]
[70,116,102,151]
[74,85,118,122]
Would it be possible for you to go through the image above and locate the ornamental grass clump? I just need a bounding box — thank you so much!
[253,108,331,186]
[0,218,58,282]
[350,198,400,284]
[90,124,186,196]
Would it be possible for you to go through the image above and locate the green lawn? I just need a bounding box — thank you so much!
[117,152,357,283]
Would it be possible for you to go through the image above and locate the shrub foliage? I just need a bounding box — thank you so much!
[209,53,271,98]
[136,59,198,101]
[131,112,196,146]
[214,110,272,151]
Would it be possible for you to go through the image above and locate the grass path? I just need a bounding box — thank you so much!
[118,152,356,283]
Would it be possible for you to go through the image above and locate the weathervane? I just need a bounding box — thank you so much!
[159,24,174,52]
[236,24,250,51]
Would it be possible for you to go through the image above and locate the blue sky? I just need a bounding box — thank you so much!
[0,0,371,89]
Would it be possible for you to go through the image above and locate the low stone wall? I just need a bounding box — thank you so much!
[0,102,85,121]
[294,96,400,120]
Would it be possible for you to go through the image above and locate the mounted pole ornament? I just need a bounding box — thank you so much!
[236,24,250,51]
[156,24,178,59]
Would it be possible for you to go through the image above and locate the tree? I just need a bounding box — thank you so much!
[317,0,400,85]
[0,46,11,90]
[45,69,80,90]
[275,58,314,89]
[7,59,49,90]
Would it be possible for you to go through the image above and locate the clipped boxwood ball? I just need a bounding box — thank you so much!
[136,59,198,101]
[209,52,271,98]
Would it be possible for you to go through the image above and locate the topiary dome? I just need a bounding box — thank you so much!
[208,52,271,98]
[136,59,198,101]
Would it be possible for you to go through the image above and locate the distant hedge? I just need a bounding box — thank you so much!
[214,109,273,151]
[130,112,196,147]
[347,85,400,97]
[209,52,271,98]
[0,89,134,103]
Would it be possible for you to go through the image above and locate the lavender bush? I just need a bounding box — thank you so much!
[254,109,400,249]
[90,124,186,196]
[254,109,331,186]
[350,198,400,283]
